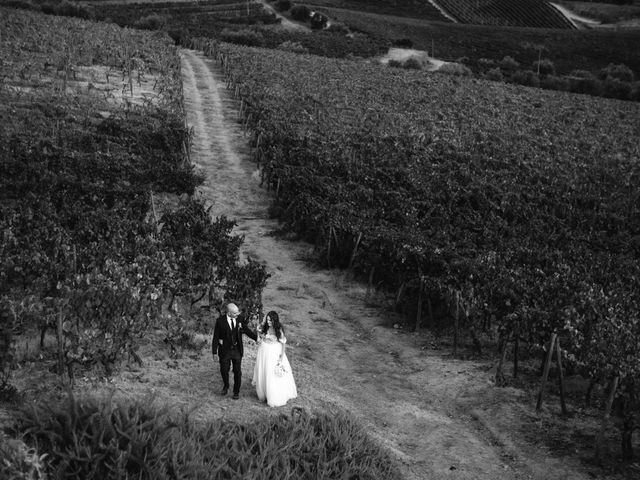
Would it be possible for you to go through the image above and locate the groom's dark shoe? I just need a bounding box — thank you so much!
[221,387,228,396]
[232,392,239,400]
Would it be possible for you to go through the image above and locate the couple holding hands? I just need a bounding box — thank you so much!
[211,303,297,407]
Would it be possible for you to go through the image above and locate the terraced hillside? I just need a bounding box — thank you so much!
[93,0,276,25]
[306,0,452,22]
[435,0,576,28]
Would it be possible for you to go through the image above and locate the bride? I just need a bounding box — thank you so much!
[252,310,297,407]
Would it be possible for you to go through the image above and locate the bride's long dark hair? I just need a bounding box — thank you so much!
[261,310,283,339]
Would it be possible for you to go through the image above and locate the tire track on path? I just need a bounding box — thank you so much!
[179,48,592,480]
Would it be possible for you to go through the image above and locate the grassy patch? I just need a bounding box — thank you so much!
[11,393,402,479]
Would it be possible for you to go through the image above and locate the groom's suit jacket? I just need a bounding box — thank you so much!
[212,313,257,358]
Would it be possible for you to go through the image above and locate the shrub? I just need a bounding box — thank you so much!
[16,395,404,480]
[533,58,556,77]
[135,13,165,30]
[499,55,520,72]
[511,69,540,87]
[603,77,632,100]
[567,71,603,96]
[55,0,93,20]
[439,62,472,76]
[599,63,635,82]
[310,11,328,30]
[388,59,403,68]
[485,67,504,82]
[0,432,46,480]
[290,4,311,21]
[167,28,190,46]
[274,0,292,11]
[456,56,470,65]
[541,74,570,91]
[478,58,496,70]
[1,0,39,11]
[277,40,309,54]
[40,2,56,14]
[394,38,414,48]
[326,21,350,35]
[403,57,423,70]
[631,81,640,102]
[219,28,265,47]
[0,300,15,394]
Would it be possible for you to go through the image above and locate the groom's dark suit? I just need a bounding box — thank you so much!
[212,313,257,396]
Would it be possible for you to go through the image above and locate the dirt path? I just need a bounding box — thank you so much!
[126,48,597,480]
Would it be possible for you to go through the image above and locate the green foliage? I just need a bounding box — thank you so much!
[0,299,15,391]
[511,69,540,87]
[599,62,635,83]
[195,41,640,448]
[485,67,504,82]
[540,74,569,92]
[15,395,402,480]
[438,62,473,76]
[290,4,311,21]
[0,431,46,480]
[533,58,555,76]
[135,13,166,30]
[499,55,520,72]
[220,28,265,47]
[274,0,292,11]
[0,10,267,380]
[277,40,309,54]
[402,57,423,70]
[310,11,329,30]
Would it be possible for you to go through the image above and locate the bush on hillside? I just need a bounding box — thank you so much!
[388,59,403,68]
[278,40,309,54]
[631,81,640,102]
[326,21,350,35]
[219,28,265,47]
[541,74,570,92]
[135,13,166,30]
[310,11,328,30]
[394,38,414,48]
[599,63,635,83]
[439,62,472,76]
[290,4,311,21]
[55,0,93,20]
[1,0,39,11]
[602,77,633,100]
[477,58,496,70]
[15,395,403,480]
[499,55,520,72]
[485,67,504,82]
[533,59,556,77]
[567,71,603,96]
[403,57,423,70]
[274,0,292,11]
[512,69,540,87]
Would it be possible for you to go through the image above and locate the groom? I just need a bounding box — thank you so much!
[212,303,257,400]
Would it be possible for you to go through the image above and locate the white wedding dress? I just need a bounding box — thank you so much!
[252,330,297,407]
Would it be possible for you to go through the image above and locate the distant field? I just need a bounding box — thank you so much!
[305,0,450,21]
[559,0,640,23]
[319,7,640,75]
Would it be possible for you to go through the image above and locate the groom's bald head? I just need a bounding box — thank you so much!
[226,303,240,317]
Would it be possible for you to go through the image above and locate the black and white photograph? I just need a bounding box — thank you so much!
[0,0,639,478]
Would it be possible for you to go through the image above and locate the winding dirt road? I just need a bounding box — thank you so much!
[168,48,595,480]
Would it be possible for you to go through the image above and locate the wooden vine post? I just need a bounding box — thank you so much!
[595,376,619,461]
[414,274,424,332]
[453,290,460,356]
[555,337,568,415]
[536,332,557,413]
